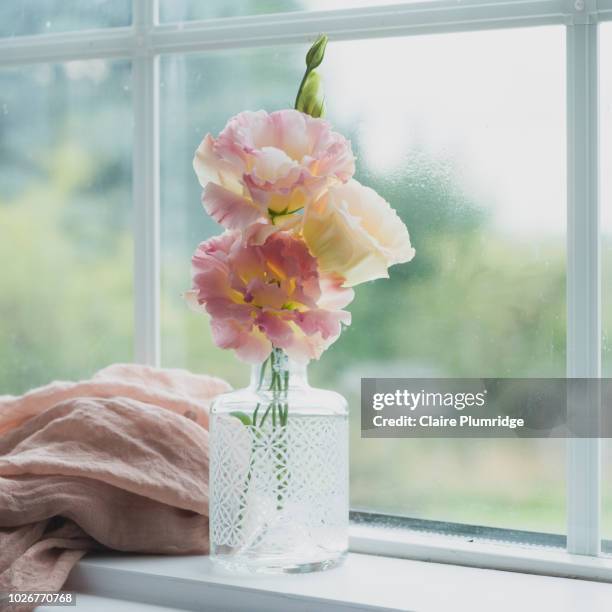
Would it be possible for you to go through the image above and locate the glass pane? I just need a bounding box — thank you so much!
[0,59,133,394]
[161,26,566,534]
[601,22,612,551]
[0,1,131,37]
[160,0,433,22]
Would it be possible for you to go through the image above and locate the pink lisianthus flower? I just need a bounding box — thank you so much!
[193,109,355,230]
[186,228,354,364]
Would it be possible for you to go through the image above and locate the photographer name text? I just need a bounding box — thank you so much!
[371,389,525,430]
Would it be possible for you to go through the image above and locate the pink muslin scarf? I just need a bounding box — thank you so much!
[0,364,231,605]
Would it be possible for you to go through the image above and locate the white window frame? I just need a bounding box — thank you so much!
[1,0,610,579]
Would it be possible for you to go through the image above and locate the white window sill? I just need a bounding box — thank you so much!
[350,523,612,582]
[60,547,612,612]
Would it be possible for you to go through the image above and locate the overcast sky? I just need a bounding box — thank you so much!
[320,23,612,237]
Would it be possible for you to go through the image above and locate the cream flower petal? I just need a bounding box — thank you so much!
[302,179,415,287]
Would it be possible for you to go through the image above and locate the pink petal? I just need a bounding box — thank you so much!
[296,310,350,340]
[205,298,251,322]
[211,319,271,364]
[192,232,238,271]
[272,110,310,160]
[193,133,243,190]
[317,275,355,310]
[202,182,264,230]
[249,146,300,188]
[247,279,287,310]
[243,222,278,246]
[184,290,202,313]
[283,330,328,363]
[192,268,231,301]
[255,311,295,348]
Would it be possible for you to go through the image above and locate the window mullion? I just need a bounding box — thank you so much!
[566,18,601,556]
[132,0,160,366]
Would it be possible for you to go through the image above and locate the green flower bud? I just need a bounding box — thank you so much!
[296,70,325,118]
[308,96,325,119]
[305,34,328,70]
[295,33,328,116]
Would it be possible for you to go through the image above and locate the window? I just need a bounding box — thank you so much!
[0,0,131,37]
[158,0,434,23]
[600,21,612,549]
[0,58,133,393]
[1,0,610,572]
[160,29,567,534]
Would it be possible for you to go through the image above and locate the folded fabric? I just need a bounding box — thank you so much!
[0,363,230,435]
[0,365,231,608]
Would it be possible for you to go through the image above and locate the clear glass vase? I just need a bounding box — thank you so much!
[209,348,349,573]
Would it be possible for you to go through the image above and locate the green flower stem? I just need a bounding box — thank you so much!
[234,347,291,528]
[275,395,289,508]
[265,348,290,511]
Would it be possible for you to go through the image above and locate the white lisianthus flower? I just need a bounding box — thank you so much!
[302,179,415,287]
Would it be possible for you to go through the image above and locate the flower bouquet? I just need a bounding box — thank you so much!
[187,35,414,573]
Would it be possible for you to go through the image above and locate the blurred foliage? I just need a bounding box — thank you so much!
[0,60,133,393]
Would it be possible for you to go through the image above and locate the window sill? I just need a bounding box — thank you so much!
[63,546,612,612]
[350,522,612,582]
